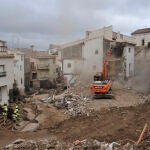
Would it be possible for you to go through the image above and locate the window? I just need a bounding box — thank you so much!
[142,39,145,46]
[0,65,6,77]
[95,49,98,55]
[20,65,22,71]
[128,48,131,53]
[21,78,23,84]
[21,55,23,61]
[129,63,131,76]
[0,65,5,72]
[67,63,71,68]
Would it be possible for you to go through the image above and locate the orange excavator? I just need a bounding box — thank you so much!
[90,49,113,98]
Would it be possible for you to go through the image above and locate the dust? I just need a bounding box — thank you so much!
[128,58,150,94]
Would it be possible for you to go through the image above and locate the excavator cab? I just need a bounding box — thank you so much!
[94,72,103,81]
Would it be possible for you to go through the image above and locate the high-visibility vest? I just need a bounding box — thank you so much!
[2,105,8,111]
[13,108,19,118]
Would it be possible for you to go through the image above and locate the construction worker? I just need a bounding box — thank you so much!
[2,104,8,125]
[12,105,20,128]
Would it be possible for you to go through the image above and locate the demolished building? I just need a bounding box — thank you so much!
[50,26,136,83]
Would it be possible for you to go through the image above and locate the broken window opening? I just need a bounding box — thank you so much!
[128,48,131,53]
[142,39,145,46]
[148,42,150,48]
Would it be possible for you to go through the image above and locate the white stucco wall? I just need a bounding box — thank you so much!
[88,26,113,40]
[122,35,136,43]
[132,33,150,46]
[123,46,134,77]
[63,60,74,74]
[14,52,25,91]
[82,37,103,79]
[0,58,14,104]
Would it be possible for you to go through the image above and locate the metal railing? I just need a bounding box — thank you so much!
[37,64,49,70]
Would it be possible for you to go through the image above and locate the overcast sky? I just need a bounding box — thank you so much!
[0,0,150,49]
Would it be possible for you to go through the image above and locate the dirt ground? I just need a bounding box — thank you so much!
[0,88,148,148]
[49,101,150,143]
[91,89,144,111]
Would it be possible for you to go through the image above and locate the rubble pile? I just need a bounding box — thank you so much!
[1,138,67,150]
[3,138,149,150]
[64,94,90,116]
[138,135,150,149]
[41,92,93,117]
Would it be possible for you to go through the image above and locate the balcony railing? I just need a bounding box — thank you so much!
[37,64,49,70]
[0,72,6,77]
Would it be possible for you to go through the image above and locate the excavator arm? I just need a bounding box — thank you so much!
[102,49,112,80]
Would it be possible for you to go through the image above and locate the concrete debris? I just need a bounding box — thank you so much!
[41,95,54,103]
[23,107,35,121]
[2,138,144,150]
[40,91,92,116]
[21,123,39,132]
[2,139,64,150]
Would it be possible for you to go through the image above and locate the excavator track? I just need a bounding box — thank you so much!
[94,93,113,99]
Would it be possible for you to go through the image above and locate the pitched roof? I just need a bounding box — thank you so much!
[0,52,14,58]
[35,51,56,59]
[131,28,150,35]
[59,39,85,49]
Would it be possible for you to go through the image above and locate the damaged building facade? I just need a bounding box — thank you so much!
[52,26,135,83]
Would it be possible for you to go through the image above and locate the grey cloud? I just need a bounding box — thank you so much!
[0,0,149,49]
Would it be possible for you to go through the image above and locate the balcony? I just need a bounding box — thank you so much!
[0,72,6,77]
[37,64,49,70]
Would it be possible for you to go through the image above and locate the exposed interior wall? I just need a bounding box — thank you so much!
[103,39,135,79]
[62,43,83,59]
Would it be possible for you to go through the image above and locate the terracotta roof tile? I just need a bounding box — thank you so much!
[131,28,150,35]
[35,51,56,59]
[0,52,14,58]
